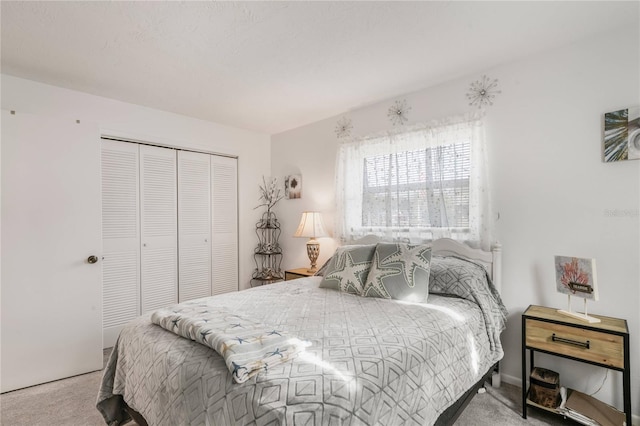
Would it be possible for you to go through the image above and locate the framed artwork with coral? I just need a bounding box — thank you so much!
[285,174,302,199]
[603,106,640,162]
[554,255,600,323]
[555,256,598,301]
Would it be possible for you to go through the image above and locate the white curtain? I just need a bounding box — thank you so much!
[335,113,492,250]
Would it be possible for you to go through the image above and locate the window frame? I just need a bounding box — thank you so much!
[335,115,488,247]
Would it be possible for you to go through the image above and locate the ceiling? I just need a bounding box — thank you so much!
[2,1,638,135]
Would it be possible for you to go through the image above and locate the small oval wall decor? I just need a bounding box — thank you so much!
[285,174,302,199]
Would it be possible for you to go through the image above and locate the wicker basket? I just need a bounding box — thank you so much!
[529,367,560,409]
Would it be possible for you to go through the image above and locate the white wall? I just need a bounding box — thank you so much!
[1,75,271,290]
[272,25,640,418]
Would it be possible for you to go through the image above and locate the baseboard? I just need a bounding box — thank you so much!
[497,373,640,425]
[499,373,522,388]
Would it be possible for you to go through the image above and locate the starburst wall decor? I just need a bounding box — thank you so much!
[335,116,353,140]
[466,75,501,108]
[387,99,411,126]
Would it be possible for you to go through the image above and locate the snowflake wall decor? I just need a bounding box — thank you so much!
[335,116,353,139]
[466,75,501,108]
[387,99,411,126]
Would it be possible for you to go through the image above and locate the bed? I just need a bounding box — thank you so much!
[97,238,507,425]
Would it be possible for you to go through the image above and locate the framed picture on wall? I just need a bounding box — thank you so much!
[603,106,640,162]
[285,174,302,199]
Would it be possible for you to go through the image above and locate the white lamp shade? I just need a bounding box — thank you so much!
[293,211,328,238]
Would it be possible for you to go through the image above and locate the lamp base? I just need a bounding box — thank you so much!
[306,238,320,273]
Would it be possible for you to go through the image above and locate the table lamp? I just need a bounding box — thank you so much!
[293,211,328,273]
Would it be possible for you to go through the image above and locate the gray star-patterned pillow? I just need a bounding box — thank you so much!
[318,245,376,295]
[362,243,432,302]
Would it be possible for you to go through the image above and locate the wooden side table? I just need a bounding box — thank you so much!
[285,268,315,281]
[521,305,631,425]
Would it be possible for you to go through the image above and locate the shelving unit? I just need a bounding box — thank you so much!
[251,210,284,286]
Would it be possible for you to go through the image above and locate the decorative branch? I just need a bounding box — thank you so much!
[254,176,283,211]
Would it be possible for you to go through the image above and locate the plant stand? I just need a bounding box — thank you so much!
[251,210,284,286]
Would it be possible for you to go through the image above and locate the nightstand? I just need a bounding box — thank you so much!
[521,305,630,425]
[285,268,315,281]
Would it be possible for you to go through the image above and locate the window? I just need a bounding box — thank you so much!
[335,115,491,249]
[362,142,471,228]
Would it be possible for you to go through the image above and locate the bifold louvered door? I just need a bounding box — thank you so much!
[101,140,238,347]
[101,140,141,346]
[178,151,212,301]
[140,145,178,313]
[211,156,238,295]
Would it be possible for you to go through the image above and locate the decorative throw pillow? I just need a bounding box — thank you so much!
[362,243,432,302]
[318,245,376,294]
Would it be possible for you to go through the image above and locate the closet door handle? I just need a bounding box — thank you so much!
[87,255,99,264]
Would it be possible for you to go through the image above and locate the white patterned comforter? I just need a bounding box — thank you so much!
[97,277,505,425]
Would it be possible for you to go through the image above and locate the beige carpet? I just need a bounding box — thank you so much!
[456,384,573,426]
[1,351,572,426]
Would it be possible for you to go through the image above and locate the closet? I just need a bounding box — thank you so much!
[101,139,238,347]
